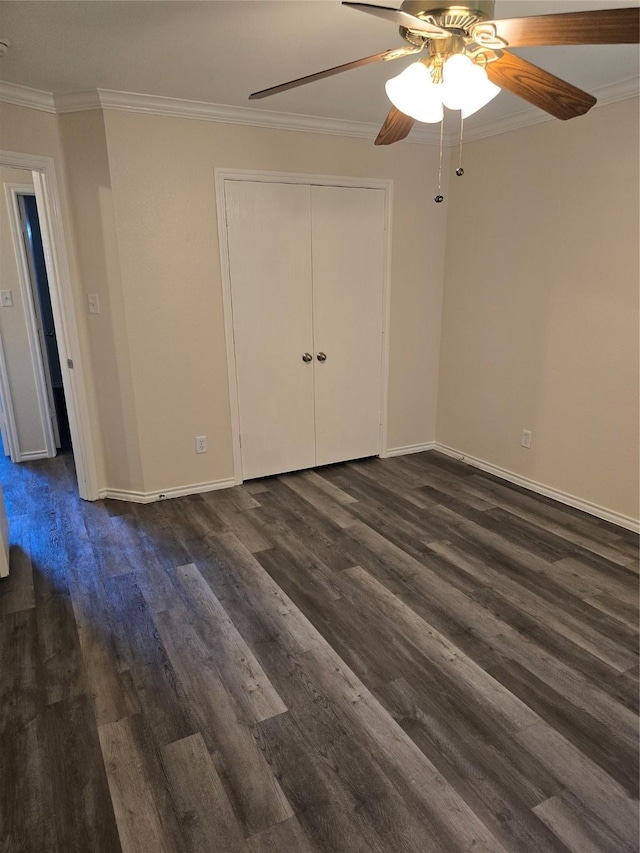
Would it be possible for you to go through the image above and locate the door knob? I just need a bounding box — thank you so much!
[316,352,327,362]
[45,331,55,337]
[302,353,312,363]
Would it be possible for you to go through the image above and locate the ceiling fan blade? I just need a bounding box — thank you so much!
[249,46,420,99]
[475,7,640,47]
[375,106,415,145]
[486,51,597,120]
[342,2,451,38]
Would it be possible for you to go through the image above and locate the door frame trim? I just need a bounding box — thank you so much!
[0,325,19,462]
[4,183,58,460]
[215,168,393,484]
[0,150,99,499]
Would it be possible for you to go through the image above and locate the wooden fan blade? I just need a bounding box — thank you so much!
[342,2,451,38]
[476,7,640,47]
[249,47,419,99]
[375,107,415,145]
[486,52,597,120]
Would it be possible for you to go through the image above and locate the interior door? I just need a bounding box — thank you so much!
[18,194,61,450]
[311,185,385,466]
[225,181,316,480]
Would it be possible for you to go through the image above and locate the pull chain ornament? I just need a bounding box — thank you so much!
[434,118,444,203]
[456,114,465,176]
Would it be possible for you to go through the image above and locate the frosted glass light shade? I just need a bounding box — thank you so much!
[441,54,500,118]
[384,62,444,124]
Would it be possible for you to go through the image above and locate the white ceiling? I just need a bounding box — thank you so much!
[0,0,638,134]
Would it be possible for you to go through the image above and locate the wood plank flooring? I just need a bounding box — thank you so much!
[1,450,638,852]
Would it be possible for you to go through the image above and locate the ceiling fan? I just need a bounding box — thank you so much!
[249,2,640,145]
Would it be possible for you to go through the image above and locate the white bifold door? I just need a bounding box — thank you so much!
[224,180,386,480]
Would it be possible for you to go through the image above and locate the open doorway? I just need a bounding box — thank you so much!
[17,193,72,454]
[0,150,99,500]
[2,176,63,461]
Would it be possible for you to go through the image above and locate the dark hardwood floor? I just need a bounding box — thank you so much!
[1,450,638,852]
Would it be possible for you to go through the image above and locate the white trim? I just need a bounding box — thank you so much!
[215,168,393,484]
[4,183,57,459]
[0,320,20,463]
[385,441,437,457]
[19,449,49,461]
[216,169,395,191]
[3,79,637,146]
[462,77,640,143]
[55,88,444,145]
[32,167,99,498]
[0,81,56,113]
[99,477,236,504]
[214,173,243,487]
[595,76,640,106]
[0,150,100,500]
[54,89,102,113]
[434,442,639,534]
[379,183,393,458]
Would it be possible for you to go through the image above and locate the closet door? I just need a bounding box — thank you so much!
[225,181,315,479]
[311,186,385,466]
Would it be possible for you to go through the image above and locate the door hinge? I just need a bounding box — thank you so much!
[67,358,74,369]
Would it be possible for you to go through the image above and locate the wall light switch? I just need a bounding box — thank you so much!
[0,291,13,307]
[87,293,100,315]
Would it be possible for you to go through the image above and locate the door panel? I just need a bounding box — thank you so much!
[311,186,385,466]
[19,194,61,449]
[225,181,316,479]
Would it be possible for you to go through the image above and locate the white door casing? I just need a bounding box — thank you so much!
[217,171,392,483]
[0,150,99,499]
[4,182,57,459]
[0,327,19,461]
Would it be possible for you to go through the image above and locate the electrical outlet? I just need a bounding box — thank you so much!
[0,290,13,307]
[521,429,532,449]
[195,435,207,454]
[87,293,100,314]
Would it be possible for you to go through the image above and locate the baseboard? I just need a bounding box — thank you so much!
[434,443,639,534]
[19,450,49,461]
[98,477,237,504]
[385,441,436,458]
[96,448,639,533]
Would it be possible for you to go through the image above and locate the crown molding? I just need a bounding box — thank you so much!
[2,76,638,146]
[54,87,444,145]
[463,76,639,142]
[0,81,445,144]
[54,89,102,112]
[594,75,640,105]
[0,80,56,113]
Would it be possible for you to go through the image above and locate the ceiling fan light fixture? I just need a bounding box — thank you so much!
[385,61,444,123]
[460,77,501,118]
[441,53,500,117]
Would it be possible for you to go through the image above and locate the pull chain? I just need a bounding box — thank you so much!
[434,118,444,203]
[456,113,465,177]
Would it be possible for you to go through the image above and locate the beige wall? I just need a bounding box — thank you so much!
[57,110,143,493]
[3,96,637,524]
[102,111,448,493]
[437,98,639,520]
[1,101,446,496]
[0,166,45,455]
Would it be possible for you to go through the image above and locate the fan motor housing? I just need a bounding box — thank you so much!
[399,1,495,29]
